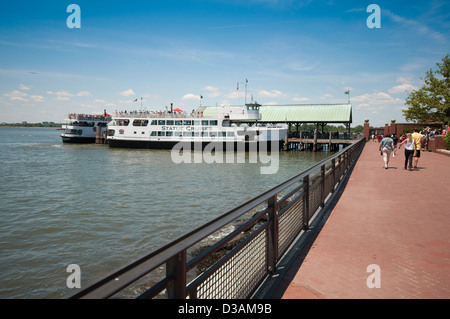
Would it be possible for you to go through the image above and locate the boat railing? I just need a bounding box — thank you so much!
[66,114,112,122]
[113,111,213,119]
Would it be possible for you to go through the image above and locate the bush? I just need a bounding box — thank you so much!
[444,131,450,150]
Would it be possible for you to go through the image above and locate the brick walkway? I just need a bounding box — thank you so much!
[276,141,450,299]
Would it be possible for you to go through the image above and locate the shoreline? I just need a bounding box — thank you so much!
[0,124,63,129]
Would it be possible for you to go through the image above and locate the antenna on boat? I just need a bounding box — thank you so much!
[245,78,248,105]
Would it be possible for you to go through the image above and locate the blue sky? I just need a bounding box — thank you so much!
[0,0,449,127]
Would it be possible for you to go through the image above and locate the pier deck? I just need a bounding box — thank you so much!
[274,141,450,299]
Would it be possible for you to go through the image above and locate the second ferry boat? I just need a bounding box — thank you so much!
[106,103,288,151]
[61,112,111,143]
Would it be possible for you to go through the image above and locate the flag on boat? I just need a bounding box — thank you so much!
[133,98,138,102]
[237,82,239,90]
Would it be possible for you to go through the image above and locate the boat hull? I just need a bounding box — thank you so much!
[61,136,97,143]
[107,139,284,152]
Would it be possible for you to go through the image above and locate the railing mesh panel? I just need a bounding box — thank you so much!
[196,229,266,299]
[278,197,304,256]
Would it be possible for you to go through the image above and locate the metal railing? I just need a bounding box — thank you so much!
[66,138,366,299]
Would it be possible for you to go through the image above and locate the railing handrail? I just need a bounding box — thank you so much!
[66,138,365,299]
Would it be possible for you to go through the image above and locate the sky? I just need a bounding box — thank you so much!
[0,0,449,127]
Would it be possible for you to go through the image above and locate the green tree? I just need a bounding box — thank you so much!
[403,54,450,125]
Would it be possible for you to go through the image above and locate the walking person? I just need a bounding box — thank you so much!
[411,128,423,168]
[391,133,398,157]
[398,133,415,170]
[379,133,395,169]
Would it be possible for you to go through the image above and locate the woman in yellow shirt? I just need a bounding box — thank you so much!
[411,128,423,168]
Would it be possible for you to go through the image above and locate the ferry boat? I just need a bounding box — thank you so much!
[61,112,112,143]
[106,103,288,151]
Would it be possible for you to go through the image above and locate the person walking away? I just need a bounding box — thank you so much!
[398,133,414,170]
[379,133,395,169]
[391,133,398,157]
[411,128,423,168]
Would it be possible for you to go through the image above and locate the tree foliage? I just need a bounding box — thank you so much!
[403,54,450,125]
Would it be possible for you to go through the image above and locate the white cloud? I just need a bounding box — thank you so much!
[19,84,31,90]
[204,86,220,98]
[396,76,414,84]
[3,90,29,101]
[288,62,319,71]
[120,89,135,97]
[258,90,286,98]
[181,93,202,101]
[77,91,91,97]
[292,96,310,102]
[47,91,73,97]
[384,9,446,43]
[30,95,45,102]
[352,92,404,115]
[94,99,106,103]
[388,83,418,94]
[319,94,333,100]
[225,91,244,99]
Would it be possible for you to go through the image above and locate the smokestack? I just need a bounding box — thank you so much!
[171,103,173,112]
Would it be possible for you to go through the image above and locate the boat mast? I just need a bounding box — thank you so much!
[245,78,248,105]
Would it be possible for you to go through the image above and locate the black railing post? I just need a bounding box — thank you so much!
[320,164,326,207]
[331,158,336,193]
[303,175,310,230]
[267,194,278,274]
[166,251,187,299]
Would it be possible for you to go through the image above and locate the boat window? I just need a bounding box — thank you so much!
[133,120,148,126]
[158,120,165,125]
[166,120,174,125]
[221,132,227,137]
[193,120,200,126]
[183,120,192,125]
[166,131,173,137]
[175,120,182,125]
[151,120,157,125]
[118,119,130,126]
[193,132,199,137]
[174,131,182,137]
[210,132,217,137]
[202,120,209,126]
[227,132,235,137]
[150,131,157,136]
[201,131,209,137]
[210,120,218,126]
[158,131,165,136]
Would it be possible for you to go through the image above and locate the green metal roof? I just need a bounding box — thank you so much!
[202,104,352,123]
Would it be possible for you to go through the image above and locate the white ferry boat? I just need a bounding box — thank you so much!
[61,112,112,143]
[106,103,288,151]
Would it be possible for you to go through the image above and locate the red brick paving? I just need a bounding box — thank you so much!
[279,141,450,299]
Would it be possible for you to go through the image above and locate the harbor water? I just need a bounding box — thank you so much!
[0,127,332,298]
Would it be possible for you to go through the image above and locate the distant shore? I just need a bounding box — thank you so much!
[0,123,63,128]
